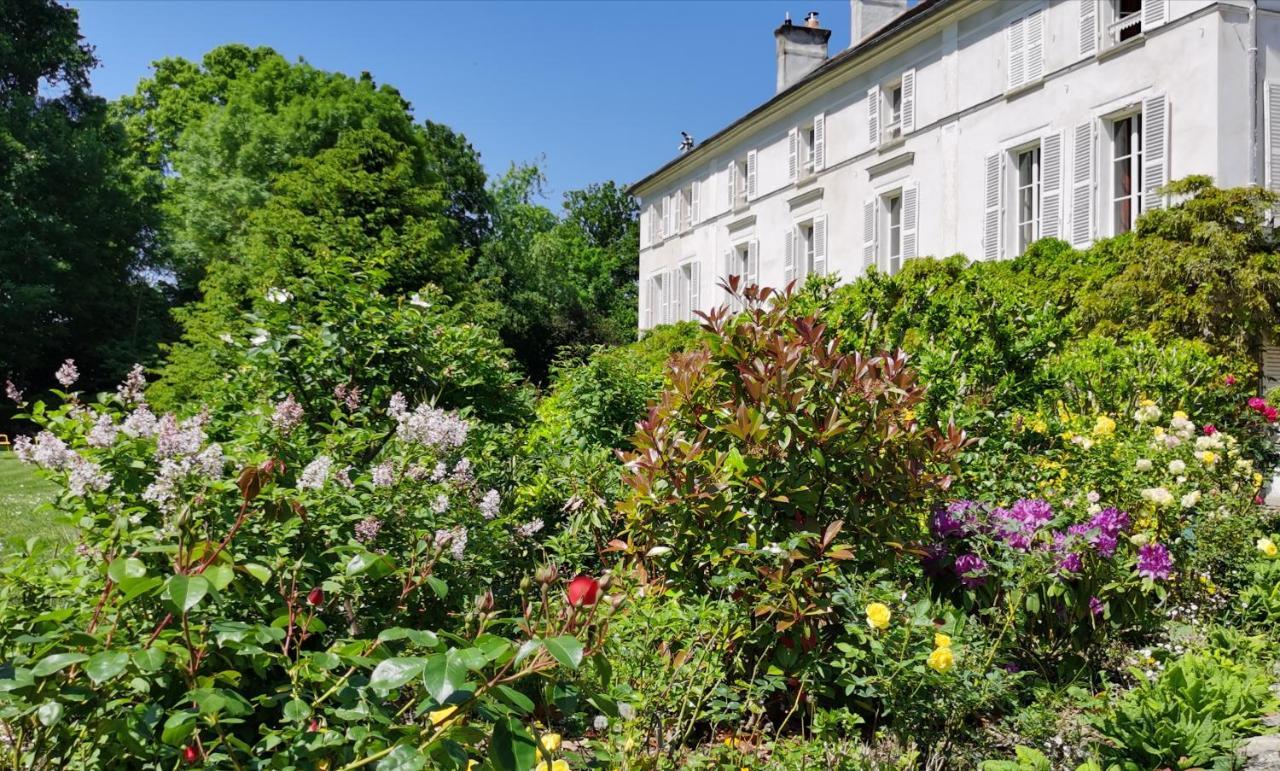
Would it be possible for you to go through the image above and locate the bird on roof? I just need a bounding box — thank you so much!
[679,132,695,153]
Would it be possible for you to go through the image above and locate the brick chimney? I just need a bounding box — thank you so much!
[851,0,907,44]
[775,12,831,94]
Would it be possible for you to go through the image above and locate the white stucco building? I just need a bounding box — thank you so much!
[630,0,1280,330]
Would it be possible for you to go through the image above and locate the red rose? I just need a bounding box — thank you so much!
[1266,406,1278,423]
[566,575,600,607]
[308,719,321,733]
[1203,424,1217,435]
[182,745,200,764]
[1225,374,1237,386]
[306,587,324,607]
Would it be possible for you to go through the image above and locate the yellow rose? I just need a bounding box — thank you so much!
[865,602,891,630]
[1153,426,1165,437]
[1139,398,1155,408]
[927,646,955,673]
[1199,450,1218,467]
[429,705,457,726]
[934,633,952,649]
[546,761,570,771]
[540,733,562,754]
[1258,537,1278,558]
[1093,415,1116,437]
[1173,410,1188,421]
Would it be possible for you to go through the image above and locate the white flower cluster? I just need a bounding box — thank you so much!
[117,364,147,405]
[393,402,469,450]
[87,413,118,448]
[121,404,159,438]
[55,359,79,388]
[1133,401,1162,424]
[434,525,468,560]
[297,455,332,491]
[371,462,395,488]
[479,488,501,519]
[1141,487,1175,508]
[14,431,111,497]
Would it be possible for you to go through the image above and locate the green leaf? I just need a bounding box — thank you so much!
[543,636,585,670]
[492,685,534,715]
[161,711,197,746]
[369,657,426,692]
[107,557,146,583]
[166,575,209,614]
[31,652,88,678]
[376,744,426,771]
[489,717,538,771]
[422,651,469,704]
[36,700,62,726]
[346,551,393,578]
[425,575,448,599]
[85,651,129,685]
[204,564,234,591]
[132,648,165,673]
[282,699,311,722]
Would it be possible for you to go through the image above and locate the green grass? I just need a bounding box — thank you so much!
[0,452,65,543]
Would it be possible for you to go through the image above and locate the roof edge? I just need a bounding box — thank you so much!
[627,0,953,197]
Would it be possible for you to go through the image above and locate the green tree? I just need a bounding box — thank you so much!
[0,0,168,397]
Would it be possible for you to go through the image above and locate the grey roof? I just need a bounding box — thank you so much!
[627,0,954,196]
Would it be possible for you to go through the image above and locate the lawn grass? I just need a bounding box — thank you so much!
[0,452,66,543]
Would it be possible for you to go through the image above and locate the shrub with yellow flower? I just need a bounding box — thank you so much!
[1258,537,1278,558]
[1092,415,1116,437]
[927,646,955,673]
[865,602,891,630]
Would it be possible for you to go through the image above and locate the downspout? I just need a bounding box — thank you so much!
[1249,0,1260,187]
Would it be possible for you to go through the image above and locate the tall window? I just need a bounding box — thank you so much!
[1111,114,1143,235]
[734,159,748,206]
[680,261,696,320]
[1016,146,1041,254]
[885,193,903,275]
[1111,0,1143,44]
[803,126,816,174]
[799,222,815,279]
[885,83,903,142]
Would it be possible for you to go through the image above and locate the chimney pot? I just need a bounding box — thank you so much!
[850,0,908,45]
[805,11,821,29]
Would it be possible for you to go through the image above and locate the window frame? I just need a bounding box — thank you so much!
[882,191,904,275]
[1014,143,1042,255]
[884,81,904,143]
[1107,112,1144,236]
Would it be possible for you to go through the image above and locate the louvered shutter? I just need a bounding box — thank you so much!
[642,276,652,329]
[747,240,759,288]
[688,261,700,319]
[1268,83,1280,193]
[783,228,796,286]
[691,180,701,224]
[746,150,758,200]
[1007,16,1026,91]
[812,113,826,172]
[867,86,881,147]
[1040,131,1065,239]
[1025,10,1044,84]
[901,185,919,261]
[726,162,736,211]
[663,271,674,324]
[813,214,828,276]
[983,153,1003,260]
[1141,93,1168,211]
[639,209,649,249]
[900,69,916,135]
[1079,1,1098,57]
[1070,121,1095,247]
[788,128,799,183]
[1264,345,1280,392]
[862,198,878,270]
[1143,0,1167,31]
[660,197,669,239]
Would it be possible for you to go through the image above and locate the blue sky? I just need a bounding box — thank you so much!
[70,1,855,199]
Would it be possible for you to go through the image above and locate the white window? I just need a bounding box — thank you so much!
[870,72,914,148]
[784,214,827,286]
[643,272,668,329]
[1108,0,1144,46]
[1007,8,1044,92]
[1108,113,1143,235]
[884,192,903,275]
[789,114,827,183]
[1015,145,1041,254]
[885,81,903,141]
[678,260,700,321]
[723,240,759,309]
[730,157,750,208]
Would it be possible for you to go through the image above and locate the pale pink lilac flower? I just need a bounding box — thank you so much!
[430,462,448,482]
[86,413,118,448]
[4,379,23,404]
[515,519,544,538]
[67,455,111,496]
[394,403,469,449]
[271,395,304,435]
[334,383,362,412]
[479,489,501,520]
[154,414,206,460]
[371,462,395,488]
[431,493,450,514]
[11,435,34,463]
[387,392,409,421]
[55,359,79,388]
[116,365,147,405]
[354,516,382,543]
[451,458,473,483]
[334,466,354,489]
[121,404,159,438]
[297,456,332,491]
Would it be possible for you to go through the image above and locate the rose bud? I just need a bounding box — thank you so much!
[182,745,200,764]
[566,575,600,606]
[308,719,321,733]
[534,564,559,585]
[306,587,324,607]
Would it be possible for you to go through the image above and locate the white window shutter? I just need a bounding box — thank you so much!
[1070,121,1095,247]
[900,69,916,135]
[1268,82,1280,192]
[691,181,701,224]
[1025,10,1044,84]
[662,270,673,324]
[1040,130,1065,239]
[787,128,799,183]
[862,198,878,270]
[746,150,758,200]
[1264,345,1280,392]
[783,228,796,286]
[726,161,736,211]
[1079,1,1098,57]
[813,113,826,172]
[1007,17,1026,91]
[813,214,828,276]
[642,276,652,329]
[1143,0,1167,31]
[639,209,649,249]
[901,184,919,260]
[1141,93,1169,211]
[983,153,1003,260]
[689,261,700,319]
[867,86,881,148]
[660,197,670,239]
[747,239,759,287]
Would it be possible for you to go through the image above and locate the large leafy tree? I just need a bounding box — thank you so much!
[476,168,639,381]
[0,0,168,396]
[115,45,491,299]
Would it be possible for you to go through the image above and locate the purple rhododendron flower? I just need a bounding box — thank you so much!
[993,499,1055,551]
[954,553,988,587]
[931,501,974,538]
[921,543,950,576]
[1057,552,1082,575]
[1067,508,1130,558]
[1089,596,1104,617]
[1136,542,1173,581]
